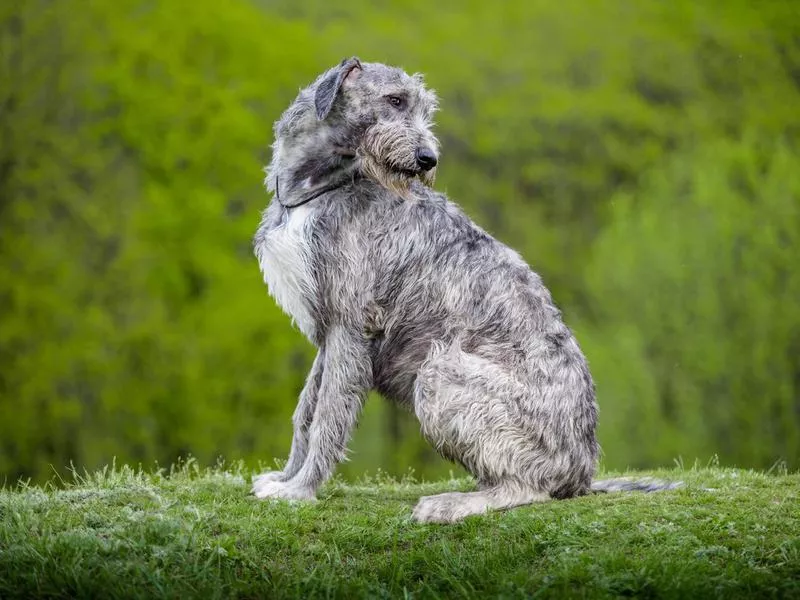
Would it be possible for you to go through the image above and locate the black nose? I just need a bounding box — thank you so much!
[415,147,438,171]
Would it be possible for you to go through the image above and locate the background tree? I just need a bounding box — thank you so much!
[1,0,798,483]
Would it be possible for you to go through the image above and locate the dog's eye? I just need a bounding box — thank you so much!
[387,95,405,110]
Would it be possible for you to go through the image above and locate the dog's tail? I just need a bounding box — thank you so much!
[590,477,683,494]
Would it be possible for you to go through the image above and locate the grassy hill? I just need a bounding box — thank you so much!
[1,462,798,598]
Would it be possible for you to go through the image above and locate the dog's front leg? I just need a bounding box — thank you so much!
[253,325,372,501]
[251,349,325,492]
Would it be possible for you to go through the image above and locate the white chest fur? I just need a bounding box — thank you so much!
[255,204,317,340]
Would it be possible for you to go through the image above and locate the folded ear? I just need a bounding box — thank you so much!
[314,57,362,121]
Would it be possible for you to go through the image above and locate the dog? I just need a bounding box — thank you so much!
[252,57,680,522]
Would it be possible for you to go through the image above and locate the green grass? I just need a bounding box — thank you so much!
[1,462,798,599]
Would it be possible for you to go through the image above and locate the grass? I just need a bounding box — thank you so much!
[0,461,798,599]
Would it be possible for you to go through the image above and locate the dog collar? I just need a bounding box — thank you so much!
[275,174,361,209]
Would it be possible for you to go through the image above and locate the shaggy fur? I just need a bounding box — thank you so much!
[252,57,680,522]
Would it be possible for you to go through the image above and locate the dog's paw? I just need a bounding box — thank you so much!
[251,470,287,491]
[412,492,488,523]
[252,479,316,502]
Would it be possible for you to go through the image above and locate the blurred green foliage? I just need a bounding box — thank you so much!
[1,0,798,482]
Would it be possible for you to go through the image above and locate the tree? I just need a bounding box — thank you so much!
[582,135,800,468]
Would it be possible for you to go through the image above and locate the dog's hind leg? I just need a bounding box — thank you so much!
[412,483,549,523]
[411,342,560,523]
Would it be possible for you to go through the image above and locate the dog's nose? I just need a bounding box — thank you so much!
[415,147,438,171]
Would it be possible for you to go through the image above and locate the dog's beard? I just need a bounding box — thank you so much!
[419,166,437,187]
[360,154,436,199]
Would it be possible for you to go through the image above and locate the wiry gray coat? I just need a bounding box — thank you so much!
[252,58,678,523]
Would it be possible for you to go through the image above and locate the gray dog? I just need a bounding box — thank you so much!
[252,57,678,523]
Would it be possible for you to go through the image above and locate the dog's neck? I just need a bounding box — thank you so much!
[271,136,365,209]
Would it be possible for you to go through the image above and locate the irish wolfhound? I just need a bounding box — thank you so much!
[252,57,679,523]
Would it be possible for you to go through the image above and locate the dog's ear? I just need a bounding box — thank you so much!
[314,57,362,121]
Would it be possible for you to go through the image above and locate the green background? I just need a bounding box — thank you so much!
[1,0,798,483]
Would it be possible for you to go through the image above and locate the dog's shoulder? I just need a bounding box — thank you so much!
[404,187,492,243]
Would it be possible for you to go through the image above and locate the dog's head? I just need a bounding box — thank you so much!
[268,57,440,199]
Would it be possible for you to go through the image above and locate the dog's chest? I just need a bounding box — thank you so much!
[255,205,317,339]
